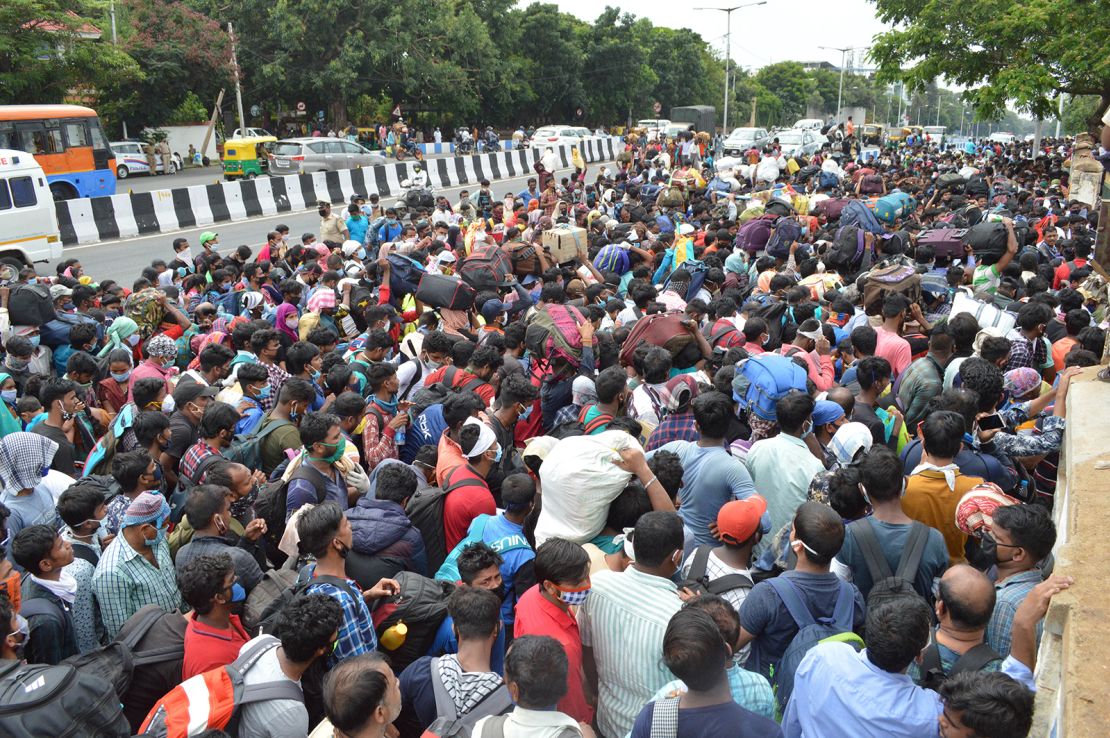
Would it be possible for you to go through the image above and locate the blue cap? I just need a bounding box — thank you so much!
[812,400,846,426]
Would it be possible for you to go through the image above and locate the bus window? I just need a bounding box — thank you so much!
[17,128,62,156]
[64,120,90,148]
[88,119,109,150]
[0,181,10,210]
[9,176,36,208]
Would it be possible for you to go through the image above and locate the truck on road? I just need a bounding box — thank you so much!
[669,106,717,134]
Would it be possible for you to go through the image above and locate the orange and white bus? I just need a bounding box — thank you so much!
[0,105,116,200]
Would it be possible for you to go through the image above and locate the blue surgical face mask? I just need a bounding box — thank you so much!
[255,384,272,400]
[0,389,15,404]
[230,582,247,603]
[111,371,131,383]
[27,336,40,348]
[356,248,367,260]
[492,445,503,463]
[145,523,167,548]
[518,403,532,422]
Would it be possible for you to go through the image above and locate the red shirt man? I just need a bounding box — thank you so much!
[182,612,250,680]
[515,583,594,724]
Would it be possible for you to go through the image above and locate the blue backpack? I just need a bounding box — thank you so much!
[434,514,532,582]
[739,353,807,421]
[765,218,804,260]
[874,191,916,225]
[819,170,840,189]
[839,199,885,235]
[594,243,631,275]
[768,576,863,712]
[664,259,709,302]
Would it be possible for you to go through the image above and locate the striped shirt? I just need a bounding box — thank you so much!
[92,536,181,638]
[577,565,682,738]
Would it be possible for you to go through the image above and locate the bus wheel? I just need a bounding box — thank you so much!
[50,183,77,202]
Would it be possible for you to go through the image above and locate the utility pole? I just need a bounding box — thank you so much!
[228,23,246,137]
[1056,93,1066,138]
[109,0,128,139]
[818,46,855,122]
[695,2,767,133]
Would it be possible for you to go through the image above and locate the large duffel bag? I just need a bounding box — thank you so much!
[416,273,476,311]
[918,228,968,261]
[618,311,696,367]
[9,282,55,327]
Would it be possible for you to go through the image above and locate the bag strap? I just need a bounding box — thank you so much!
[229,635,305,705]
[191,451,224,484]
[767,576,817,629]
[920,641,944,684]
[429,657,458,721]
[399,360,422,402]
[949,642,1001,676]
[894,522,930,583]
[848,519,893,582]
[830,580,857,631]
[687,545,712,584]
[306,573,364,609]
[649,695,680,738]
[71,545,98,567]
[459,685,514,727]
[290,463,333,505]
[483,715,509,738]
[444,469,488,494]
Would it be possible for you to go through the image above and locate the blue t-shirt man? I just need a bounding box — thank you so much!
[400,404,447,463]
[646,441,761,547]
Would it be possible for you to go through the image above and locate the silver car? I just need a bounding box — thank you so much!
[721,127,770,156]
[268,137,386,175]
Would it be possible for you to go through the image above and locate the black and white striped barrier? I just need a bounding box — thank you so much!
[55,138,619,246]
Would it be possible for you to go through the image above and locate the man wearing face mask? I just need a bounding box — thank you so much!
[319,201,350,246]
[286,412,354,516]
[258,378,314,477]
[395,330,452,402]
[56,484,112,653]
[0,592,29,662]
[983,504,1056,659]
[0,434,63,555]
[92,492,181,638]
[3,334,38,393]
[176,484,263,595]
[487,374,538,482]
[441,419,500,551]
[177,552,250,680]
[296,502,400,666]
[577,511,687,738]
[161,383,218,492]
[31,378,88,478]
[11,525,79,664]
[745,392,826,558]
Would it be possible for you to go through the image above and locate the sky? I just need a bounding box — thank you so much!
[544,0,892,72]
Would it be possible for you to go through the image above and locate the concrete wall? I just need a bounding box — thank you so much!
[1032,367,1110,737]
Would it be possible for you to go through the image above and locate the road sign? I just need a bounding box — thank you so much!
[392,105,402,117]
[653,101,662,113]
[576,107,583,118]
[296,101,306,112]
[250,104,260,117]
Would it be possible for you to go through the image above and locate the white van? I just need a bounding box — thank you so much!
[0,149,63,269]
[793,118,825,131]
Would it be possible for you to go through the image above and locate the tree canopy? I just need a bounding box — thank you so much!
[869,0,1110,131]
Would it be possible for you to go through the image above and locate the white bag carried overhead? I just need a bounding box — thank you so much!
[534,430,641,546]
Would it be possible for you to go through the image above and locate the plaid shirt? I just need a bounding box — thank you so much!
[92,535,180,638]
[644,411,699,451]
[652,666,776,721]
[362,407,397,472]
[896,354,947,429]
[180,440,221,483]
[260,362,289,412]
[985,569,1044,657]
[1004,333,1047,373]
[304,570,376,663]
[552,403,581,428]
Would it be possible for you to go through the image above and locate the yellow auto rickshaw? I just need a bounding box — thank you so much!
[221,136,277,180]
[861,123,885,146]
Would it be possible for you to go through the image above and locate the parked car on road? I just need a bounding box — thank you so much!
[793,118,825,131]
[722,127,770,156]
[232,127,273,139]
[268,138,386,175]
[532,126,588,147]
[772,129,826,158]
[110,140,177,178]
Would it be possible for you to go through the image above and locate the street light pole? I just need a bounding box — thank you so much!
[228,22,247,136]
[695,2,766,132]
[109,0,128,138]
[818,45,858,121]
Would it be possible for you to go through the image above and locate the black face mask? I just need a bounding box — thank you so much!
[335,540,350,559]
[978,532,1000,565]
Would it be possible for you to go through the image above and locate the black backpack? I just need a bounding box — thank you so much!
[8,282,55,327]
[253,464,334,556]
[407,471,487,574]
[371,571,455,673]
[680,545,755,597]
[919,641,1001,690]
[0,659,130,737]
[257,567,364,635]
[850,519,930,607]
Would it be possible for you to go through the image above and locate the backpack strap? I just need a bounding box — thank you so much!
[483,715,509,738]
[444,468,488,494]
[686,545,712,584]
[306,573,364,609]
[577,404,613,434]
[766,576,817,629]
[920,641,944,686]
[949,642,1001,676]
[191,451,225,485]
[399,359,422,402]
[459,685,514,727]
[230,635,304,705]
[290,463,333,505]
[894,522,930,584]
[430,657,458,721]
[848,519,893,582]
[829,580,858,632]
[71,544,98,567]
[649,695,680,738]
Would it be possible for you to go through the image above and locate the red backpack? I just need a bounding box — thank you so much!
[139,635,302,738]
[524,304,592,369]
[458,243,513,292]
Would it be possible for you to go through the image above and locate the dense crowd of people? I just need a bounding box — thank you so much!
[0,125,1100,738]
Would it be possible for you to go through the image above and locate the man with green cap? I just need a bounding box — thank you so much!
[198,231,220,260]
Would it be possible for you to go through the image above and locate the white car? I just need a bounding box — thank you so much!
[232,127,273,139]
[772,129,826,158]
[793,118,825,131]
[533,125,588,147]
[110,141,177,178]
[989,132,1016,145]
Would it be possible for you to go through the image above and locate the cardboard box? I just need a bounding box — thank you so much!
[543,226,587,264]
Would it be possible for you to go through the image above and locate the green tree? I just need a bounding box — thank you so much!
[100,0,230,134]
[580,8,655,125]
[0,0,139,106]
[870,0,1110,132]
[640,25,723,120]
[754,62,810,125]
[516,4,587,122]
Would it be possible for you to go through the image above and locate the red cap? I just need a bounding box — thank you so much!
[717,495,767,544]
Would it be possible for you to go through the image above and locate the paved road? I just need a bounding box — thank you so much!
[54,172,539,284]
[114,149,462,195]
